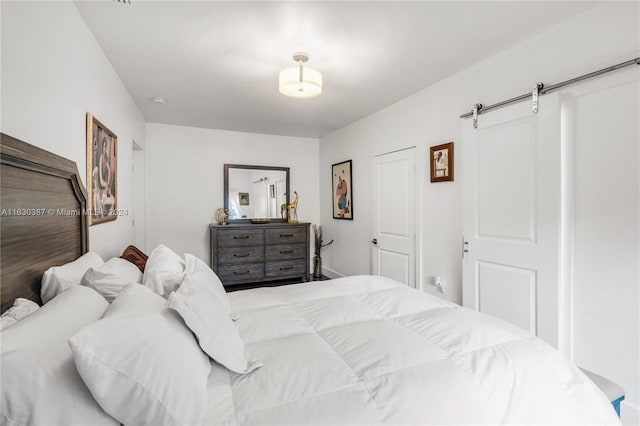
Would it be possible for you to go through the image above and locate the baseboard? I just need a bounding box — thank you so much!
[621,400,639,425]
[321,266,344,279]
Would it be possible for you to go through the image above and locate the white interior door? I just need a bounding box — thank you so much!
[462,93,561,347]
[372,148,416,287]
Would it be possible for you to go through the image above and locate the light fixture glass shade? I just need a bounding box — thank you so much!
[279,66,322,98]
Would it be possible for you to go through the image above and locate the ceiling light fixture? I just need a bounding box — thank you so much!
[151,96,167,104]
[279,52,322,98]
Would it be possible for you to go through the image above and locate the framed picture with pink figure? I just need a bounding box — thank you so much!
[332,160,352,220]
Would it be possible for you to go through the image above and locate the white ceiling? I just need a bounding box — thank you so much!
[75,1,595,138]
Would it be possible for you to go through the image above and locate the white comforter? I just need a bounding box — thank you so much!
[205,275,619,425]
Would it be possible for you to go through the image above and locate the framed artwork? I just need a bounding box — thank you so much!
[269,184,275,199]
[86,113,117,225]
[332,160,353,220]
[239,192,250,206]
[430,142,454,182]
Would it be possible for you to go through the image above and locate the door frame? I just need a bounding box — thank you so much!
[132,139,147,250]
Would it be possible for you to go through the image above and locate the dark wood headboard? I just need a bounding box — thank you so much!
[1,133,88,313]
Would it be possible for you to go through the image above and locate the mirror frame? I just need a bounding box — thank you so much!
[224,164,290,223]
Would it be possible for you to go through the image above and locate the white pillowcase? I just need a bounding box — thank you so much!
[142,244,185,297]
[81,257,143,302]
[41,251,104,304]
[69,283,211,426]
[168,254,261,374]
[1,285,116,426]
[0,298,39,331]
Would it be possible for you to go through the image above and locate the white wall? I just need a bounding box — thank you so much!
[1,1,146,259]
[319,2,639,422]
[145,123,319,263]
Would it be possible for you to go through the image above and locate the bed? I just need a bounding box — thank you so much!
[0,133,621,425]
[206,276,619,425]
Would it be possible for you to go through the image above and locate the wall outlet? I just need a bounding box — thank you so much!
[434,276,444,294]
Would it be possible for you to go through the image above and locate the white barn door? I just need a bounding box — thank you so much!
[372,148,416,288]
[462,93,561,347]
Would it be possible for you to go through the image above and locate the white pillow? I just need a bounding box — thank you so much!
[168,254,261,374]
[80,257,143,302]
[41,252,104,304]
[69,283,211,426]
[1,285,116,426]
[0,298,39,331]
[142,244,185,297]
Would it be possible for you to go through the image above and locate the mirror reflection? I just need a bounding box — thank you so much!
[227,167,288,220]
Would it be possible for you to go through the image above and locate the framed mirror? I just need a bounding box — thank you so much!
[224,164,290,222]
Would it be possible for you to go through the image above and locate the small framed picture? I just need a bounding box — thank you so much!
[270,184,275,199]
[332,160,353,220]
[239,192,250,206]
[430,142,454,182]
[86,113,118,225]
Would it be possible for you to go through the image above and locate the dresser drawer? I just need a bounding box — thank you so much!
[217,229,264,247]
[217,263,264,283]
[265,244,306,261]
[265,227,307,244]
[265,260,306,278]
[218,246,264,264]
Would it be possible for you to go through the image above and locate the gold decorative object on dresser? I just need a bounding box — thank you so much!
[210,222,310,290]
[287,191,299,223]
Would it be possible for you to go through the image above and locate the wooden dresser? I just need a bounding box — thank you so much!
[210,222,310,290]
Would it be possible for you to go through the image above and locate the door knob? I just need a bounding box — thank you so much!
[371,238,378,245]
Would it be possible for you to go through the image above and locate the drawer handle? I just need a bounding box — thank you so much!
[233,253,251,258]
[279,234,294,237]
[233,270,250,275]
[279,250,293,254]
[279,266,294,271]
[233,235,250,240]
